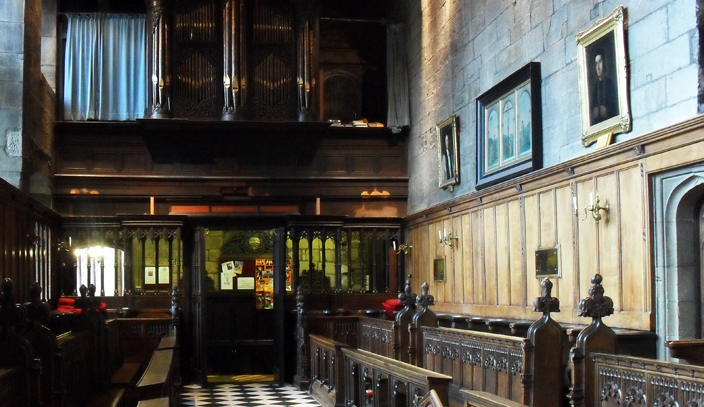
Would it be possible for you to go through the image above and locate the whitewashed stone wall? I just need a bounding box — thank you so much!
[399,0,699,213]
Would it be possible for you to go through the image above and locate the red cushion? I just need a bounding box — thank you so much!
[58,297,75,306]
[381,299,403,317]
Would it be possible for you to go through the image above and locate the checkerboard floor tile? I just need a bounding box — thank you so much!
[178,383,322,407]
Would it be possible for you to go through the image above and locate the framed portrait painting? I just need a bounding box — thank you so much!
[476,62,542,190]
[437,115,459,191]
[576,6,630,147]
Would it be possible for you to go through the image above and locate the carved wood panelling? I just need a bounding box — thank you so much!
[594,353,704,407]
[406,116,704,330]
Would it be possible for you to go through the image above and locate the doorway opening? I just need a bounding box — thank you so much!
[202,228,289,384]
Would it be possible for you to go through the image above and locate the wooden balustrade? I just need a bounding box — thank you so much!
[310,334,352,407]
[342,348,452,407]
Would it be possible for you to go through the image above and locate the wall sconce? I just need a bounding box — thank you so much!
[574,192,609,223]
[438,228,459,247]
[391,239,412,254]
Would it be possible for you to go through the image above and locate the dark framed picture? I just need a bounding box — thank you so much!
[436,115,460,191]
[577,6,630,147]
[433,257,445,281]
[476,62,542,190]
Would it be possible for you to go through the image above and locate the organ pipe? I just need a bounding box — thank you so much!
[223,0,247,119]
[147,0,173,118]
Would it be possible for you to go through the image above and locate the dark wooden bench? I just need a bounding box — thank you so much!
[137,397,170,407]
[136,348,176,403]
[461,390,529,407]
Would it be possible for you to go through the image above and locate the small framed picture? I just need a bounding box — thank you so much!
[436,115,460,191]
[476,62,542,190]
[433,257,446,281]
[576,6,631,147]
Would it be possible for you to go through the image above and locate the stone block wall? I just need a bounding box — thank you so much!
[0,0,26,187]
[398,0,700,213]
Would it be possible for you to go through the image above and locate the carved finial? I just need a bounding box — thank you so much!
[79,285,87,298]
[88,284,96,297]
[2,278,14,304]
[416,282,435,308]
[533,278,560,314]
[29,282,41,302]
[398,279,417,308]
[578,274,614,318]
[25,282,49,325]
[296,285,306,315]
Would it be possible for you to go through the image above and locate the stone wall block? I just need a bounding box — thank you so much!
[628,7,668,60]
[632,33,691,89]
[666,64,698,107]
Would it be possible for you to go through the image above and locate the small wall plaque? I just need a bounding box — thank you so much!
[535,247,560,277]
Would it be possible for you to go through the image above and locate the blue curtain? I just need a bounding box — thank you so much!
[64,14,146,121]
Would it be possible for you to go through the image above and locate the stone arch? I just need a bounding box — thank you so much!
[653,165,704,358]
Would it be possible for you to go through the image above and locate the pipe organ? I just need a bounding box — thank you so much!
[146,0,308,120]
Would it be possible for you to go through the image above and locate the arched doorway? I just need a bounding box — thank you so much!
[652,164,704,359]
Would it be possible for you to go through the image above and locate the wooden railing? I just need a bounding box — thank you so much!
[342,348,452,407]
[310,334,351,407]
[359,317,395,358]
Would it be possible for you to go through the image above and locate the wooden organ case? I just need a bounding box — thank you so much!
[147,0,308,120]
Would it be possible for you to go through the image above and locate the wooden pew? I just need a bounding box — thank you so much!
[567,274,617,407]
[421,278,563,407]
[135,348,175,404]
[0,278,40,407]
[410,282,437,367]
[342,347,452,407]
[21,282,61,407]
[309,334,352,407]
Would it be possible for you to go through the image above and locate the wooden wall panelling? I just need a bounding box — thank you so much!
[523,194,539,309]
[495,203,510,307]
[508,200,524,308]
[576,179,597,314]
[616,166,647,314]
[556,185,576,312]
[484,206,498,307]
[471,210,483,305]
[537,190,556,306]
[460,213,471,305]
[597,172,621,312]
[451,215,462,303]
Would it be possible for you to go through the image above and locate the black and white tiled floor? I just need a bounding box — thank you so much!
[178,383,322,406]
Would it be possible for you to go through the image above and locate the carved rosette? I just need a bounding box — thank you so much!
[623,387,646,407]
[600,382,621,402]
[578,274,614,319]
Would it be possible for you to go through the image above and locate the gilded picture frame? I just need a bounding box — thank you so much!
[576,5,631,147]
[436,115,460,191]
[476,62,542,190]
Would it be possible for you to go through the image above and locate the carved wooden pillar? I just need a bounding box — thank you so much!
[146,0,173,118]
[223,0,247,120]
[296,0,319,121]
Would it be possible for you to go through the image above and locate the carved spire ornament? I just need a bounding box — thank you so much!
[415,282,435,309]
[398,279,416,308]
[533,277,560,314]
[578,273,614,319]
